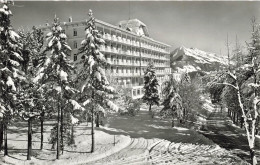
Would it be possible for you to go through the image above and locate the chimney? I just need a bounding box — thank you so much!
[69,16,72,23]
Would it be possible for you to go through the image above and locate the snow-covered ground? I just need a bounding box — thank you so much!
[0,102,250,165]
[0,121,130,165]
[91,107,248,165]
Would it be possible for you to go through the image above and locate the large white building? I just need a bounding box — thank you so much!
[41,17,171,99]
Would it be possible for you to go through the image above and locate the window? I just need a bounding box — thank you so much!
[73,28,77,36]
[133,89,136,96]
[73,54,77,61]
[74,41,77,48]
[137,89,140,95]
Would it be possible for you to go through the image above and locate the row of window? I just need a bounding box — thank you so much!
[71,27,169,53]
[110,67,166,74]
[73,53,167,65]
[71,40,167,58]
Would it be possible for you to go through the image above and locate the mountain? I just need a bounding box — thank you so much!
[171,46,228,74]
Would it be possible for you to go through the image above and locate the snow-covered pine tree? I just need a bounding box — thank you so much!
[160,75,183,127]
[77,9,118,153]
[0,0,23,155]
[27,27,47,151]
[179,72,204,123]
[15,26,45,160]
[142,61,159,116]
[34,16,81,159]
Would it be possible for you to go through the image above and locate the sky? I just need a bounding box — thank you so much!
[10,1,260,56]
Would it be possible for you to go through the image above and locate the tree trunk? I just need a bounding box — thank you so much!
[91,107,94,153]
[40,119,44,150]
[91,92,95,153]
[4,123,7,156]
[96,113,99,128]
[40,111,44,150]
[250,148,257,165]
[236,85,258,165]
[233,112,236,124]
[237,113,240,125]
[70,125,75,145]
[27,118,32,160]
[172,119,174,127]
[61,104,63,154]
[0,121,3,151]
[149,104,152,112]
[56,101,61,159]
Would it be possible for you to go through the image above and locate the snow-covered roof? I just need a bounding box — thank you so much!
[117,19,150,37]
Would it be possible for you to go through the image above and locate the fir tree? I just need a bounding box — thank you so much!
[160,75,183,127]
[178,72,202,123]
[77,9,118,153]
[15,26,45,160]
[0,0,22,155]
[142,61,159,116]
[34,16,80,159]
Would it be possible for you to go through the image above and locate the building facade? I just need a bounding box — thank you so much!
[41,17,171,99]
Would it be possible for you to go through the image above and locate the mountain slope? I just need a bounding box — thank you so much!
[171,46,228,73]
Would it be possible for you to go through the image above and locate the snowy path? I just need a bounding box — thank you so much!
[200,108,260,164]
[91,137,247,165]
[89,110,248,165]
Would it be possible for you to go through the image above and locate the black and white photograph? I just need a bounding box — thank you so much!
[0,0,259,164]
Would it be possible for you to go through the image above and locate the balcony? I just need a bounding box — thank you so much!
[120,61,126,65]
[106,58,111,64]
[122,38,127,44]
[117,49,123,55]
[117,36,122,42]
[112,47,118,54]
[125,61,131,66]
[103,33,111,40]
[126,50,131,55]
[100,45,105,51]
[106,46,112,52]
[112,35,117,42]
[127,39,131,45]
[131,51,135,57]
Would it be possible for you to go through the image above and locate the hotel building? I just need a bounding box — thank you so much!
[41,17,171,99]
